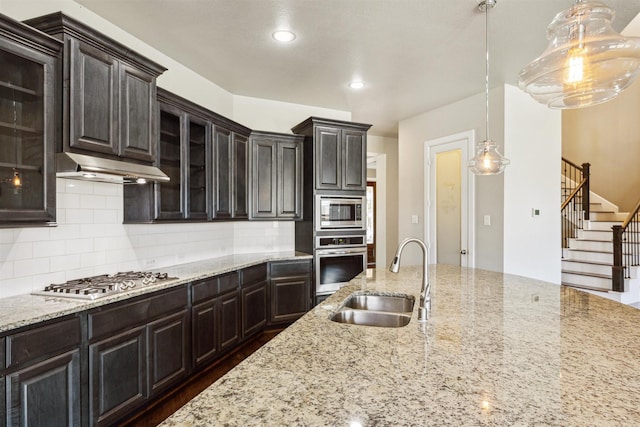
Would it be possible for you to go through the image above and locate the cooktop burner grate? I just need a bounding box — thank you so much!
[33,271,175,300]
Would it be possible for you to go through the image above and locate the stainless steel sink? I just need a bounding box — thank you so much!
[330,292,415,328]
[344,294,414,313]
[331,309,411,328]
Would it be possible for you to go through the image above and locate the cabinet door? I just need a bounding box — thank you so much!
[342,129,367,191]
[241,281,267,340]
[315,126,341,190]
[6,350,81,427]
[251,138,277,218]
[233,133,249,218]
[0,37,56,224]
[278,140,302,219]
[187,117,209,220]
[155,104,184,220]
[219,292,239,352]
[213,126,232,219]
[269,276,311,325]
[1,375,4,427]
[191,299,219,368]
[69,39,119,156]
[89,327,146,427]
[148,310,189,396]
[119,63,156,162]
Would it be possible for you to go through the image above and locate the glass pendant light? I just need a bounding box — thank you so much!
[518,0,640,109]
[469,0,510,175]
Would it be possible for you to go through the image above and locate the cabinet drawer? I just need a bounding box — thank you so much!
[219,271,239,294]
[192,277,219,305]
[270,260,311,277]
[241,264,267,286]
[6,317,81,369]
[89,286,188,341]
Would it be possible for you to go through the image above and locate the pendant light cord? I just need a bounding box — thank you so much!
[484,0,491,142]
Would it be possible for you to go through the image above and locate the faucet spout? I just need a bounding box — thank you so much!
[389,238,430,322]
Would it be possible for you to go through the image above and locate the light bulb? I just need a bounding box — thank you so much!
[12,170,21,188]
[565,46,587,84]
[482,151,492,170]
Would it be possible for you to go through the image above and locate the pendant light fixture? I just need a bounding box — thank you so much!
[469,0,510,175]
[518,0,640,109]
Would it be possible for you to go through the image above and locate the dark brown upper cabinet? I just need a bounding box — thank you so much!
[212,120,250,220]
[291,117,371,192]
[124,89,250,223]
[0,14,61,226]
[24,12,166,163]
[125,88,212,222]
[249,131,303,220]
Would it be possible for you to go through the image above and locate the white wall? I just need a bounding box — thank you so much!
[367,135,398,267]
[233,96,350,134]
[503,85,561,283]
[398,87,505,269]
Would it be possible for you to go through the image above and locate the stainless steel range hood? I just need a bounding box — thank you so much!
[56,152,170,184]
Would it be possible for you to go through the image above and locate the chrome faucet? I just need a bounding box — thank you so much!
[389,238,430,322]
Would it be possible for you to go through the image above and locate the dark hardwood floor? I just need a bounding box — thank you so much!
[121,329,283,427]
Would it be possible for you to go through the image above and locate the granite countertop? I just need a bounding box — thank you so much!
[161,264,640,426]
[0,251,311,333]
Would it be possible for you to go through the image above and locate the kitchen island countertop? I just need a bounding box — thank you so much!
[161,264,640,426]
[0,251,311,333]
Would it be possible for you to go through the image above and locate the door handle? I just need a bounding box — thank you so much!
[460,249,467,255]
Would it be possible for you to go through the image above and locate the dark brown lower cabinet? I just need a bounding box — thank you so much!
[148,310,189,396]
[87,286,188,426]
[268,260,312,326]
[220,291,240,352]
[89,327,146,427]
[241,281,267,340]
[6,350,81,427]
[191,299,219,368]
[3,316,82,427]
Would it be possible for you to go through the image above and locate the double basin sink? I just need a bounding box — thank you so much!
[331,292,415,328]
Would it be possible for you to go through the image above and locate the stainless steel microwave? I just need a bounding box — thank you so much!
[315,195,365,230]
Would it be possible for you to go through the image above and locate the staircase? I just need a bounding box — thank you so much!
[561,159,640,305]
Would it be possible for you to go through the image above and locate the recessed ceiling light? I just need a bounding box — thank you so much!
[272,30,296,42]
[349,81,365,89]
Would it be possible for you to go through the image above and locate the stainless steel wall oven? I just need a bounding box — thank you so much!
[315,235,367,298]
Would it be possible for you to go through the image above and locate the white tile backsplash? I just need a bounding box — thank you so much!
[0,178,295,298]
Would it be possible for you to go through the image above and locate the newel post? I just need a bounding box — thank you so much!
[581,163,590,221]
[612,225,626,292]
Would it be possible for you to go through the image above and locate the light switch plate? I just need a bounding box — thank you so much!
[483,215,491,226]
[411,215,419,224]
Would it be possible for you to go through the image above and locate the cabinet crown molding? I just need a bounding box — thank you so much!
[24,12,167,77]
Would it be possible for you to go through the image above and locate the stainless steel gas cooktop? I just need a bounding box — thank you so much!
[32,271,176,300]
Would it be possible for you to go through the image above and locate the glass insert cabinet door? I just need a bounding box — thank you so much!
[0,37,57,225]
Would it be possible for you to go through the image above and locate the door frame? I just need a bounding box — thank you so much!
[424,130,475,267]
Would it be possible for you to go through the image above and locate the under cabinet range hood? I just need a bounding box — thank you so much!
[56,152,170,184]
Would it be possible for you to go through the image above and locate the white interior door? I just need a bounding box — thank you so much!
[425,131,475,267]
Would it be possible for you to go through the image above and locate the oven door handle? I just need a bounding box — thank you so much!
[317,248,367,255]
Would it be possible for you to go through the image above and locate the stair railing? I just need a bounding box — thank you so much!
[612,199,640,292]
[561,159,590,253]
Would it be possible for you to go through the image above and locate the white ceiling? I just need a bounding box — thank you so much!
[75,0,640,137]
